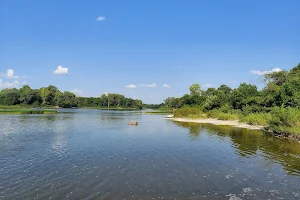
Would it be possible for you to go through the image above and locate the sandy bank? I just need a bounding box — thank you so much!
[170,117,264,130]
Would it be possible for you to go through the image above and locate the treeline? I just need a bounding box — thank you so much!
[143,103,165,109]
[0,85,143,109]
[164,63,300,135]
[164,63,300,111]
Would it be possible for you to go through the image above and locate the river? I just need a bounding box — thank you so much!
[0,109,299,199]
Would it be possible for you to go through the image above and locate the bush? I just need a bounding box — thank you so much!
[219,104,232,113]
[216,112,240,120]
[206,110,240,120]
[174,107,205,118]
[267,107,300,134]
[240,113,271,126]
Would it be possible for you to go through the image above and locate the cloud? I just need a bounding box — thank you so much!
[0,79,20,89]
[71,88,83,96]
[139,83,157,88]
[228,80,237,83]
[250,68,282,75]
[162,84,171,88]
[96,16,106,21]
[203,84,213,88]
[4,69,18,79]
[125,84,137,89]
[54,65,68,75]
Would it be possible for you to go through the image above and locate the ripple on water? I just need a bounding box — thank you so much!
[0,111,300,200]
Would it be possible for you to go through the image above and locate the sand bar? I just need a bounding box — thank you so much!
[169,117,265,130]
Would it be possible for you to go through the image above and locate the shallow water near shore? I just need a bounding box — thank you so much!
[0,109,299,200]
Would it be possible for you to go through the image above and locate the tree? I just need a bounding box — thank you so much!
[231,83,259,110]
[265,71,288,87]
[19,85,34,104]
[0,85,143,109]
[164,97,175,108]
[100,94,108,107]
[189,84,201,96]
[40,87,50,104]
[280,75,300,108]
[56,92,78,108]
[2,89,20,105]
[218,85,232,95]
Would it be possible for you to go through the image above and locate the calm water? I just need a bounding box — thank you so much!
[0,109,300,200]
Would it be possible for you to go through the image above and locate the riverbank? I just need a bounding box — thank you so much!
[171,117,264,130]
[0,109,58,114]
[145,111,173,115]
[168,117,300,141]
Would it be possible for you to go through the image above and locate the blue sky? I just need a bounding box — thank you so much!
[0,0,299,103]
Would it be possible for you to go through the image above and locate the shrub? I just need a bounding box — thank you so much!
[174,107,205,118]
[206,110,240,120]
[219,104,232,113]
[267,107,300,134]
[240,113,271,126]
[216,112,240,120]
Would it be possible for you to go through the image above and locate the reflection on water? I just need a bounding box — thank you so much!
[174,121,300,176]
[174,121,202,140]
[0,110,299,200]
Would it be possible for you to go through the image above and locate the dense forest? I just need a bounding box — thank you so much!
[163,63,300,135]
[0,86,143,109]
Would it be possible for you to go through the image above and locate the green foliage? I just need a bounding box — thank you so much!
[218,104,232,113]
[268,107,300,134]
[280,75,300,108]
[231,83,259,109]
[0,109,57,114]
[240,113,271,126]
[206,110,240,120]
[143,103,165,109]
[174,107,205,118]
[0,86,143,109]
[163,63,300,135]
[189,83,201,96]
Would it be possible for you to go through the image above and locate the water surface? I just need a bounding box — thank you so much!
[0,109,299,199]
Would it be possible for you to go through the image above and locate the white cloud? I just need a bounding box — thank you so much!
[96,16,106,21]
[54,65,68,75]
[162,84,171,88]
[203,84,213,88]
[0,79,20,89]
[125,84,137,89]
[228,80,237,83]
[250,68,282,75]
[5,69,18,79]
[71,88,83,96]
[139,83,157,88]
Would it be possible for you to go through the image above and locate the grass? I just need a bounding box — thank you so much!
[174,107,206,118]
[0,109,57,114]
[206,110,240,120]
[96,107,141,110]
[267,107,300,134]
[155,107,173,112]
[240,113,271,126]
[0,105,60,109]
[145,111,173,115]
